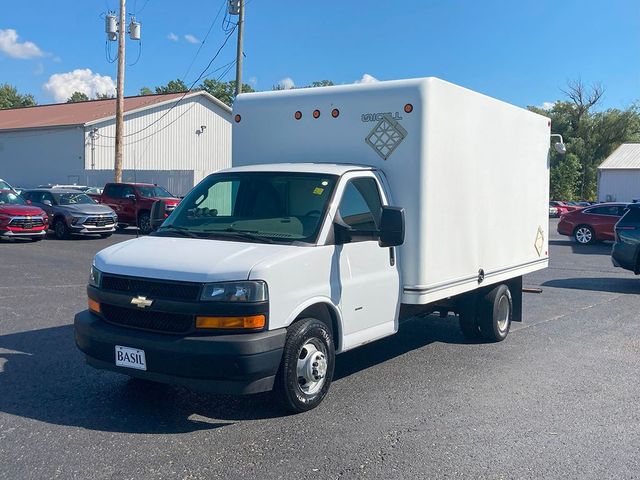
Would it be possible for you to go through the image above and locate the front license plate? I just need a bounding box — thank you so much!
[115,345,147,371]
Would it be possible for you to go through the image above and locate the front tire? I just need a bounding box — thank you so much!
[53,218,69,240]
[138,211,152,235]
[274,318,335,413]
[574,225,595,245]
[478,284,512,342]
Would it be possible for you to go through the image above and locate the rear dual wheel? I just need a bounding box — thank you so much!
[458,284,512,342]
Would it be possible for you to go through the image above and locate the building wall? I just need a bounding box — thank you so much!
[0,126,85,187]
[85,95,231,186]
[82,169,195,197]
[598,169,640,202]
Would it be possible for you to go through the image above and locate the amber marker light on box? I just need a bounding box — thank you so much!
[313,109,321,119]
[234,114,242,123]
[331,108,340,118]
[404,103,413,113]
[294,111,302,120]
[88,298,101,314]
[196,315,266,330]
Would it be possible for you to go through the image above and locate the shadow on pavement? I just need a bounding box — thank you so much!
[548,239,613,256]
[0,316,469,433]
[542,277,639,294]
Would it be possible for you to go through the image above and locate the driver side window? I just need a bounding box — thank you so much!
[338,177,382,239]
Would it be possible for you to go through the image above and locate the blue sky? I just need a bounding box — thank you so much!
[1,0,638,110]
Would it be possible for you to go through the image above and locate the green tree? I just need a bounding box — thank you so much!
[67,91,89,103]
[309,80,334,88]
[95,92,115,100]
[200,79,254,106]
[154,79,188,94]
[139,86,153,95]
[529,80,640,201]
[0,83,37,109]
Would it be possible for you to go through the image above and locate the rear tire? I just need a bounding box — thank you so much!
[478,284,512,342]
[574,225,595,245]
[274,318,335,413]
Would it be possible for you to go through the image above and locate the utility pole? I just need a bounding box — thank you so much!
[234,0,245,97]
[114,0,126,183]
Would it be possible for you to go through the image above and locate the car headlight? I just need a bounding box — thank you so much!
[200,281,267,302]
[89,265,102,288]
[71,216,87,225]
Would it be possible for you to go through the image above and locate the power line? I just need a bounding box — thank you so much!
[180,0,227,82]
[100,23,237,140]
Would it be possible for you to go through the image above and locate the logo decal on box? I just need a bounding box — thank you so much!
[364,113,407,161]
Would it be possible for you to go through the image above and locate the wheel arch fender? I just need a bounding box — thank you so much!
[286,297,344,353]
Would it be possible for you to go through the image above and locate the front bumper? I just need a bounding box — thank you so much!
[69,224,116,234]
[74,310,286,394]
[0,228,46,237]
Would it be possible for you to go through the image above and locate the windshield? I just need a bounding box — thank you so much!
[0,181,12,190]
[157,172,338,243]
[0,191,26,205]
[138,186,174,198]
[53,193,96,205]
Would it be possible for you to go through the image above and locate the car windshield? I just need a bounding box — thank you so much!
[156,172,338,244]
[0,181,12,190]
[138,186,174,198]
[54,193,95,205]
[0,191,26,205]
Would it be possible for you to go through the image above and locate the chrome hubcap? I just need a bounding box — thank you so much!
[296,342,327,395]
[496,295,510,333]
[576,227,592,244]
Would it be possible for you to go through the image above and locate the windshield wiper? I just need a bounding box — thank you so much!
[203,227,277,244]
[154,225,203,238]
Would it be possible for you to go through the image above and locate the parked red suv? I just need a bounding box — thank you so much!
[96,183,180,234]
[557,203,627,244]
[0,190,48,241]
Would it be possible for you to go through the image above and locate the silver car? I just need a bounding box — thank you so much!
[22,189,118,239]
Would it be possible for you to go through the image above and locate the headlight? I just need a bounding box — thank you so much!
[71,216,87,225]
[89,265,102,288]
[200,281,267,302]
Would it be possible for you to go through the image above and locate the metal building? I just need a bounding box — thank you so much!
[597,143,640,203]
[0,92,231,196]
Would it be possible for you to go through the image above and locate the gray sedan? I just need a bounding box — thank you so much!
[22,189,118,239]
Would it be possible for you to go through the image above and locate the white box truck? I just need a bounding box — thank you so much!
[75,78,553,412]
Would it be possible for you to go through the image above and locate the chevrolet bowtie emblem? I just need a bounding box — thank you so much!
[131,296,153,308]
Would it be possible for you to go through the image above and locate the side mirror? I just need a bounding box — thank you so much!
[43,200,52,207]
[125,193,136,202]
[150,200,167,231]
[378,206,405,247]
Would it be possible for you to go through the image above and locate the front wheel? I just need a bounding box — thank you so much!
[53,218,69,240]
[138,211,152,235]
[274,318,335,413]
[574,225,595,245]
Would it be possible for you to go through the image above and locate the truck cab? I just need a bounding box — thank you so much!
[99,182,180,234]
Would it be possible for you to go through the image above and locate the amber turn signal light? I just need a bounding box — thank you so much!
[88,298,101,314]
[196,315,266,330]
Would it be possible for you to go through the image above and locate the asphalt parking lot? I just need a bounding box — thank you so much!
[1,219,639,479]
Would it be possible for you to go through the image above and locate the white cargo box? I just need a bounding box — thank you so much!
[233,77,550,305]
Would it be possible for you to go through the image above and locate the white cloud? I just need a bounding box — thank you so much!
[184,34,199,44]
[355,73,378,84]
[278,77,295,90]
[43,69,116,103]
[0,28,44,59]
[540,101,555,111]
[167,32,179,41]
[247,76,257,87]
